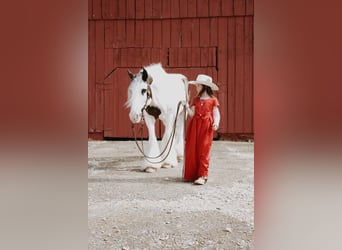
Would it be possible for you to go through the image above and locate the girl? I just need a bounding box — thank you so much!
[183,74,220,185]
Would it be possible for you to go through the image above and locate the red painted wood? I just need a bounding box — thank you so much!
[145,0,153,18]
[170,0,180,18]
[126,20,135,47]
[218,17,228,132]
[88,21,96,132]
[170,19,181,48]
[244,16,253,132]
[234,0,246,16]
[95,21,105,83]
[222,0,234,16]
[118,0,127,19]
[95,84,104,132]
[191,18,200,47]
[209,0,221,16]
[199,18,209,47]
[102,0,111,19]
[209,18,218,47]
[103,82,114,137]
[152,0,162,18]
[197,0,209,17]
[235,17,244,132]
[169,48,178,67]
[200,47,209,67]
[187,0,197,17]
[151,48,161,63]
[190,47,201,67]
[114,20,126,48]
[246,0,253,15]
[135,20,144,47]
[92,0,102,19]
[136,0,145,19]
[104,49,113,84]
[104,21,113,49]
[227,17,236,133]
[120,48,128,67]
[208,47,217,67]
[152,20,162,48]
[179,0,188,17]
[181,19,192,48]
[162,20,171,48]
[88,0,93,19]
[178,48,187,67]
[144,20,153,47]
[161,0,171,18]
[126,0,136,19]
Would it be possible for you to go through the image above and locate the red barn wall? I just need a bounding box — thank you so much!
[88,0,254,140]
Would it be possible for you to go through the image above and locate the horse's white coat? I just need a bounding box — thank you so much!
[126,63,187,171]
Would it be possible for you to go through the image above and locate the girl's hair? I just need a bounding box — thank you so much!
[197,84,214,97]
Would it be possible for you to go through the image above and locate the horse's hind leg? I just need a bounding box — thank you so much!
[141,114,162,172]
[174,111,185,162]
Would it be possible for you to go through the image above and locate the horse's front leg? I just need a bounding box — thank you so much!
[160,113,178,168]
[141,113,162,172]
[174,109,185,162]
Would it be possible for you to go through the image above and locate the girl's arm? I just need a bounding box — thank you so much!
[186,104,195,117]
[213,106,220,131]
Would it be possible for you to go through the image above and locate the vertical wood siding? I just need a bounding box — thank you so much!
[88,0,254,139]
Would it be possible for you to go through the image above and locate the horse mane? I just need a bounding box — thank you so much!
[143,63,167,78]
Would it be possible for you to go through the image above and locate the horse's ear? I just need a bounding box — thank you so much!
[147,76,153,85]
[142,68,148,82]
[127,69,134,80]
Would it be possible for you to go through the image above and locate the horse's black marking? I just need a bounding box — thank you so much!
[142,68,148,82]
[145,106,161,119]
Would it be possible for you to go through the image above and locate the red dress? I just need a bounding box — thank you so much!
[183,97,219,181]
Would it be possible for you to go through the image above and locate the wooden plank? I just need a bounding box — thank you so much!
[126,20,135,47]
[209,17,218,47]
[152,0,162,18]
[186,47,192,67]
[246,0,253,15]
[218,17,228,132]
[191,18,200,47]
[120,48,128,67]
[162,20,171,48]
[170,0,180,18]
[104,21,113,49]
[208,47,217,66]
[234,0,246,16]
[104,49,113,84]
[92,0,102,19]
[178,48,187,67]
[235,17,244,132]
[109,0,118,19]
[227,17,236,133]
[200,47,209,66]
[114,20,126,48]
[187,0,197,17]
[153,20,162,48]
[244,16,253,133]
[181,19,192,47]
[135,20,144,47]
[141,48,152,66]
[197,0,209,17]
[199,18,209,47]
[161,0,171,18]
[102,0,110,19]
[144,20,153,47]
[118,0,127,19]
[136,0,145,19]
[191,47,201,66]
[161,48,168,66]
[103,83,114,137]
[170,19,181,47]
[126,0,136,19]
[95,84,104,131]
[179,0,188,17]
[209,0,221,16]
[88,0,93,20]
[95,21,105,83]
[88,21,96,132]
[151,48,161,63]
[145,0,153,18]
[169,48,178,67]
[222,0,234,16]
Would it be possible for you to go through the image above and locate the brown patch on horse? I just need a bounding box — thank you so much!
[145,106,161,119]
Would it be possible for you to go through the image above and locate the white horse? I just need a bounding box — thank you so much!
[126,63,187,173]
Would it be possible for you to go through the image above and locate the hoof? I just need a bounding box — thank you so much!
[145,167,156,173]
[161,163,171,169]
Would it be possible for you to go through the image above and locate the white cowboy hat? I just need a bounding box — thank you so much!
[189,74,219,90]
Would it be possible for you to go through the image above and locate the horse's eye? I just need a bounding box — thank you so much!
[141,89,147,95]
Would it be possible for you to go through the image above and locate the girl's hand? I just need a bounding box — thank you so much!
[212,124,218,131]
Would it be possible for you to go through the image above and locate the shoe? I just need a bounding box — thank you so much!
[193,177,207,185]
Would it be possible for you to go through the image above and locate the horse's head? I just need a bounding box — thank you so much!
[126,68,153,123]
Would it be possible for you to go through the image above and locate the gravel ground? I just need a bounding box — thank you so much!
[88,140,254,249]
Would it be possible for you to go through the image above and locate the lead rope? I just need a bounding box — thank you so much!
[132,100,184,164]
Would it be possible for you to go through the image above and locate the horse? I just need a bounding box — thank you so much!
[126,63,188,173]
